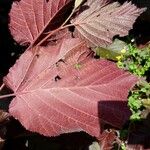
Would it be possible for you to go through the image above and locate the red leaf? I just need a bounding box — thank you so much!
[9,0,72,46]
[71,0,145,46]
[4,38,138,137]
[99,130,117,150]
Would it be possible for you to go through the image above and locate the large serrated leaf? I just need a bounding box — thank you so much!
[9,0,73,46]
[71,0,145,47]
[4,38,138,137]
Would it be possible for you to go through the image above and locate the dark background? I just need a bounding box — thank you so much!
[0,0,150,150]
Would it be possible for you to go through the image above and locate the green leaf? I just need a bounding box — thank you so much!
[95,47,121,61]
[95,39,128,61]
[130,111,141,120]
[128,96,141,110]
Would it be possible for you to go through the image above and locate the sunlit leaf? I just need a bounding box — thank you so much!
[71,0,145,47]
[4,38,137,137]
[9,0,73,46]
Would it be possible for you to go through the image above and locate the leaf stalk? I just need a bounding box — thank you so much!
[37,23,74,46]
[0,83,5,92]
[0,93,16,100]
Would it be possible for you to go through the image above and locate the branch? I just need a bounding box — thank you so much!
[0,93,16,100]
[37,23,74,46]
[0,83,5,92]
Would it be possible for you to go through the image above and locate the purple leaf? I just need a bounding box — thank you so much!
[71,0,145,46]
[4,38,138,137]
[9,0,72,46]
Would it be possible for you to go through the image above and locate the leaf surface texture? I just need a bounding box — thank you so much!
[71,0,145,46]
[4,38,138,137]
[9,0,71,45]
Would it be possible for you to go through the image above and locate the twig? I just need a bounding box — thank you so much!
[61,7,76,27]
[0,83,5,92]
[37,4,77,46]
[37,23,74,46]
[0,93,16,99]
[25,5,77,49]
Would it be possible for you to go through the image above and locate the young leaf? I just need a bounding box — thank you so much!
[74,0,84,9]
[95,39,128,61]
[9,0,73,46]
[4,38,138,137]
[71,0,145,47]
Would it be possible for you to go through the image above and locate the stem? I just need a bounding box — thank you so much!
[37,23,74,46]
[0,83,5,91]
[0,93,16,99]
[37,6,76,46]
[25,6,76,49]
[61,7,76,27]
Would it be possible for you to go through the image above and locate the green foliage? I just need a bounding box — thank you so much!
[117,43,150,120]
[117,44,150,77]
[128,90,142,120]
[120,143,126,150]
